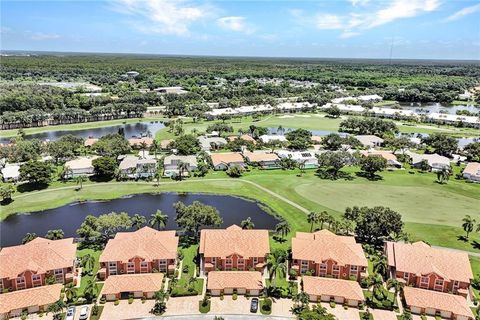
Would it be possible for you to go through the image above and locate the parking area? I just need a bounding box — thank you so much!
[100,299,156,320]
[320,302,361,320]
[370,309,398,320]
[164,296,202,316]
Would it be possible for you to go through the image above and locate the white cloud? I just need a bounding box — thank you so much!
[349,0,370,6]
[29,32,61,41]
[217,16,253,33]
[444,3,480,22]
[368,0,440,28]
[111,0,212,35]
[340,31,360,39]
[315,14,344,30]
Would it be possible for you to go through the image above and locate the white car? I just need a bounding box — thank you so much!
[65,307,75,320]
[79,305,89,320]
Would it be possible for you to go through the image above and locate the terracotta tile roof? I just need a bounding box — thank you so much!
[0,238,76,279]
[243,151,279,162]
[199,225,270,258]
[100,227,178,263]
[210,152,245,167]
[227,135,256,143]
[84,138,98,147]
[404,287,474,319]
[101,273,164,295]
[292,230,367,267]
[160,139,173,149]
[302,276,364,301]
[207,271,263,290]
[385,241,473,283]
[464,162,480,177]
[311,136,323,143]
[128,137,154,147]
[0,284,63,314]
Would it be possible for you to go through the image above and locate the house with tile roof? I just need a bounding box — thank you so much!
[0,283,63,319]
[0,238,77,292]
[302,276,365,307]
[291,230,368,280]
[359,150,402,168]
[98,227,179,280]
[243,151,280,169]
[64,156,99,178]
[210,152,246,170]
[163,155,198,177]
[385,241,473,297]
[227,134,256,144]
[403,286,474,320]
[199,225,270,274]
[207,271,264,296]
[100,273,164,301]
[463,162,480,182]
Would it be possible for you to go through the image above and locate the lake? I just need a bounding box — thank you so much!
[0,121,165,144]
[0,193,279,247]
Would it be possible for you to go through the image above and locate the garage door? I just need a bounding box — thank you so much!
[250,290,259,296]
[146,292,154,299]
[106,294,117,301]
[237,288,246,294]
[347,300,358,307]
[10,309,22,317]
[425,308,436,316]
[134,291,143,298]
[28,306,39,313]
[440,311,452,318]
[410,307,421,314]
[334,296,344,304]
[308,294,317,302]
[320,295,330,302]
[224,288,233,294]
[211,290,221,296]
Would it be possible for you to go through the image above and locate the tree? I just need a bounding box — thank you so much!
[463,142,480,162]
[151,289,167,315]
[317,211,332,229]
[418,159,430,172]
[92,156,117,179]
[436,166,452,184]
[92,134,130,157]
[82,253,95,272]
[226,164,243,177]
[286,128,312,150]
[45,229,65,240]
[339,118,398,136]
[150,139,160,159]
[240,217,255,229]
[19,160,54,185]
[372,255,388,280]
[325,105,341,118]
[175,201,222,236]
[64,282,77,303]
[386,278,401,301]
[322,133,345,151]
[360,155,387,178]
[384,136,414,154]
[352,206,404,245]
[47,299,66,320]
[317,151,354,179]
[139,141,148,158]
[297,304,335,320]
[275,221,291,239]
[83,279,98,302]
[177,161,190,180]
[292,291,310,314]
[76,212,132,244]
[149,210,168,230]
[47,134,83,163]
[0,183,15,203]
[422,133,458,157]
[276,155,297,170]
[173,134,201,155]
[267,249,287,289]
[462,215,476,239]
[22,232,37,244]
[75,175,87,190]
[307,211,320,232]
[132,213,147,230]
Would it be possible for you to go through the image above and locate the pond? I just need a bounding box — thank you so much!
[268,127,349,137]
[0,193,279,247]
[0,121,165,144]
[397,102,479,115]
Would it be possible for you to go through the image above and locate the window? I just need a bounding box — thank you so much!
[226,258,233,270]
[332,265,340,273]
[350,265,358,272]
[453,280,460,288]
[403,273,409,281]
[127,262,135,274]
[420,276,429,288]
[238,258,244,270]
[108,262,117,275]
[159,259,167,272]
[319,263,327,270]
[54,269,64,283]
[301,260,309,274]
[252,257,258,264]
[140,262,148,273]
[0,279,3,291]
[211,257,216,265]
[16,277,25,288]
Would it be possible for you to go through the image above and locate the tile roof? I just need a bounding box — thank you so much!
[0,238,76,279]
[199,225,270,258]
[464,162,480,177]
[101,273,164,295]
[302,276,364,301]
[243,151,279,162]
[99,227,178,263]
[210,152,245,167]
[404,287,474,319]
[84,138,98,147]
[128,137,154,146]
[160,139,173,149]
[385,241,473,283]
[355,135,384,145]
[119,156,139,170]
[359,150,398,161]
[64,156,98,170]
[207,271,263,290]
[292,230,367,267]
[0,284,63,314]
[227,135,256,143]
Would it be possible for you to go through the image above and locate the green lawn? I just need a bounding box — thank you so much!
[173,243,204,295]
[77,247,102,298]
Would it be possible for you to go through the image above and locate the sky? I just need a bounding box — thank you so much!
[1,0,479,60]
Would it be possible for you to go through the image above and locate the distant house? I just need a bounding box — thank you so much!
[227,134,256,144]
[210,152,246,170]
[119,156,139,179]
[385,241,472,297]
[136,159,157,178]
[160,139,174,150]
[359,150,402,168]
[403,287,474,320]
[1,164,20,182]
[84,138,98,147]
[290,230,368,280]
[153,86,188,94]
[302,276,364,307]
[100,273,164,301]
[163,155,198,177]
[98,227,178,280]
[0,238,77,291]
[198,136,227,151]
[125,71,139,78]
[355,135,384,148]
[206,271,264,296]
[259,134,287,144]
[128,137,154,148]
[199,225,270,274]
[276,150,318,169]
[407,151,451,171]
[243,151,279,169]
[463,162,480,182]
[64,156,99,178]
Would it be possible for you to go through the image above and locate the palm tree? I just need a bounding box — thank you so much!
[149,210,168,230]
[292,291,309,311]
[386,278,401,301]
[372,255,388,280]
[267,249,287,289]
[64,282,77,302]
[75,175,87,190]
[47,299,66,320]
[132,214,147,230]
[45,229,65,240]
[297,160,307,176]
[83,280,98,302]
[436,166,452,184]
[307,211,320,232]
[240,217,255,229]
[277,125,284,135]
[275,221,291,239]
[369,274,383,293]
[22,232,37,244]
[329,219,340,234]
[462,215,476,239]
[139,141,148,158]
[82,254,95,273]
[177,161,190,181]
[317,211,331,229]
[188,276,197,289]
[150,140,159,159]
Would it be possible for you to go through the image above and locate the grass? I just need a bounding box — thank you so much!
[470,257,480,299]
[76,246,102,298]
[199,299,211,313]
[172,243,204,296]
[89,305,104,320]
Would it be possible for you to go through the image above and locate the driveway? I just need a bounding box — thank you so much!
[210,296,251,315]
[320,302,360,320]
[100,299,155,320]
[370,309,398,320]
[164,296,202,316]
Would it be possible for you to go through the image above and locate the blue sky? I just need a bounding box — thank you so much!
[1,0,479,59]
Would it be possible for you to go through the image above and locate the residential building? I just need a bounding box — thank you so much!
[198,136,227,151]
[128,137,154,148]
[291,230,368,280]
[199,225,270,274]
[403,287,474,320]
[160,139,173,150]
[0,238,77,291]
[302,276,364,307]
[463,162,480,182]
[359,150,402,168]
[63,156,99,178]
[227,134,256,144]
[206,271,264,296]
[163,155,198,177]
[118,155,139,178]
[153,86,188,94]
[243,151,280,169]
[0,284,63,319]
[276,150,318,168]
[355,135,384,148]
[385,241,472,296]
[84,138,98,147]
[210,152,246,170]
[98,227,178,280]
[407,151,451,171]
[1,164,20,182]
[259,134,287,144]
[100,273,164,301]
[118,156,157,179]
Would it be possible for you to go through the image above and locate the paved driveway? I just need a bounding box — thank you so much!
[210,296,251,315]
[164,296,202,316]
[320,303,360,320]
[370,309,398,320]
[100,299,155,320]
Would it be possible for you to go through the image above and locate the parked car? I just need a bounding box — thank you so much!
[79,305,89,320]
[250,297,259,313]
[65,307,75,320]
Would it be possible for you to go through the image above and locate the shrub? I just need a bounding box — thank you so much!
[99,297,106,304]
[128,297,133,304]
[232,293,237,300]
[199,297,211,313]
[114,300,119,306]
[330,301,336,308]
[182,265,189,274]
[260,298,272,315]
